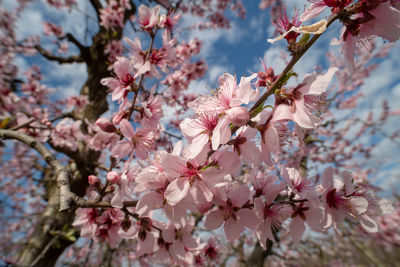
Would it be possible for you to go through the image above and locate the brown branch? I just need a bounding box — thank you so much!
[28,236,57,267]
[63,33,88,55]
[35,45,84,64]
[0,129,72,211]
[154,0,172,9]
[71,198,138,208]
[89,0,103,20]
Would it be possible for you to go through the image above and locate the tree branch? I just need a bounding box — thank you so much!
[35,45,84,64]
[89,0,103,20]
[154,0,172,9]
[63,33,88,55]
[0,129,72,211]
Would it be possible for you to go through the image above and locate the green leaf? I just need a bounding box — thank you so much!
[299,33,310,46]
[0,118,10,129]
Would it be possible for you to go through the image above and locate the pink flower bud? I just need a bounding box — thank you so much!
[95,118,117,133]
[106,171,120,184]
[88,175,100,186]
[226,106,250,126]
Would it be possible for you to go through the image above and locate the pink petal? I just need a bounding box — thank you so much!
[164,179,190,206]
[111,140,133,158]
[138,232,157,256]
[360,214,378,233]
[135,61,151,78]
[342,171,355,195]
[215,150,241,176]
[272,104,293,122]
[240,141,263,166]
[159,154,186,177]
[186,133,209,159]
[300,3,326,22]
[211,117,231,150]
[114,57,131,78]
[349,196,368,214]
[289,216,305,244]
[237,209,259,230]
[180,118,205,138]
[201,167,229,187]
[343,34,356,72]
[224,218,244,241]
[256,220,274,249]
[110,188,123,208]
[120,119,135,139]
[321,167,334,190]
[204,210,224,230]
[301,67,338,95]
[162,226,176,243]
[305,207,323,230]
[136,192,163,216]
[261,126,279,166]
[182,235,198,249]
[228,185,250,208]
[237,73,258,104]
[170,240,186,263]
[253,197,265,219]
[293,99,319,128]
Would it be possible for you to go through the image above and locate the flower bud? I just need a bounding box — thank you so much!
[95,118,117,133]
[226,106,250,126]
[88,175,100,186]
[106,171,120,184]
[121,215,132,232]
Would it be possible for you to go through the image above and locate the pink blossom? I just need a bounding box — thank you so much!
[162,217,198,264]
[289,201,323,243]
[135,165,187,225]
[99,1,126,30]
[300,0,353,22]
[180,113,218,159]
[230,127,263,167]
[140,87,164,129]
[100,57,134,102]
[282,167,319,202]
[189,73,258,150]
[95,118,117,133]
[111,119,154,160]
[272,8,301,44]
[204,184,258,241]
[106,171,120,184]
[320,167,370,230]
[43,22,64,37]
[273,67,338,129]
[72,207,98,238]
[160,153,230,206]
[88,175,100,186]
[105,40,123,63]
[340,3,400,71]
[253,183,289,248]
[138,4,160,31]
[95,208,124,248]
[159,13,181,30]
[119,216,158,256]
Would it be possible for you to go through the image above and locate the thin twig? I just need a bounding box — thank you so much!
[128,27,159,118]
[29,236,57,267]
[0,129,72,211]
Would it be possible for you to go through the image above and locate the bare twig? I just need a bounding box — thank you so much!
[35,45,84,64]
[29,236,57,267]
[0,129,72,211]
[128,27,159,118]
